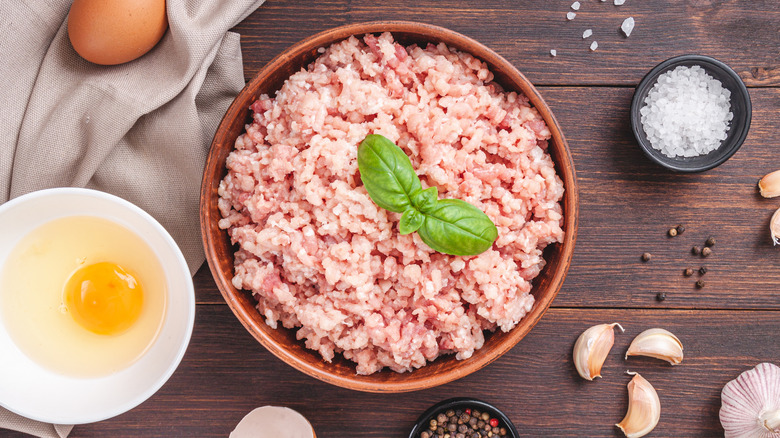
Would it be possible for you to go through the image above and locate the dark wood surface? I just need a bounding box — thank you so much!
[37,1,780,437]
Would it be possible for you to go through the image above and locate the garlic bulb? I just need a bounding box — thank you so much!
[771,207,780,246]
[616,372,661,438]
[720,363,780,438]
[573,323,624,380]
[625,328,684,365]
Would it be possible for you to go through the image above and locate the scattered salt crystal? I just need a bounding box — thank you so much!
[571,1,581,10]
[614,0,626,4]
[583,29,593,39]
[640,65,733,158]
[590,41,598,51]
[621,17,635,37]
[550,49,557,57]
[567,11,576,20]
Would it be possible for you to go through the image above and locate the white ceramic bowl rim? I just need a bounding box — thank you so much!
[0,188,195,424]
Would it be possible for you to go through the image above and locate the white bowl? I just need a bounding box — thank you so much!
[0,188,195,424]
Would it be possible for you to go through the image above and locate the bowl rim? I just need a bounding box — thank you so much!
[201,20,578,392]
[407,397,520,438]
[0,187,195,424]
[629,54,752,172]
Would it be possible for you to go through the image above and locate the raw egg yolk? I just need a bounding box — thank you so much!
[64,262,143,335]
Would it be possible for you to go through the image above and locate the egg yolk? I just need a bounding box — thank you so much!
[63,262,143,335]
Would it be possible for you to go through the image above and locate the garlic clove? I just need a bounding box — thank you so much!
[720,363,780,438]
[771,207,780,246]
[573,322,624,380]
[616,372,661,438]
[625,328,684,365]
[759,170,780,198]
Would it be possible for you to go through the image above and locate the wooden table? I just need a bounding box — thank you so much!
[37,1,780,436]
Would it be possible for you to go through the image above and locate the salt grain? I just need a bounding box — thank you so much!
[640,65,733,158]
[583,29,593,38]
[550,49,557,57]
[590,41,598,51]
[571,1,581,10]
[567,11,576,20]
[621,17,635,37]
[615,0,626,5]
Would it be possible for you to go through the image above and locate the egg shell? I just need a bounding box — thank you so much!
[67,0,168,65]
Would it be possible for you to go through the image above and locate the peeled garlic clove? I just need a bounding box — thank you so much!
[771,207,780,246]
[616,373,661,438]
[720,363,780,438]
[625,328,684,365]
[759,170,780,198]
[573,322,624,380]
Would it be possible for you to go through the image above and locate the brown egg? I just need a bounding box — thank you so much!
[67,0,168,65]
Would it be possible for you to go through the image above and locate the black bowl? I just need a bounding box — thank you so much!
[408,397,520,438]
[630,54,751,172]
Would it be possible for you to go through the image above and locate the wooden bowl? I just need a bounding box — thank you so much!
[200,21,578,393]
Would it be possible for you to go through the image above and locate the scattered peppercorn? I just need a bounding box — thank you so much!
[699,266,708,275]
[696,279,705,289]
[668,227,678,237]
[691,246,701,255]
[641,252,652,262]
[705,236,716,247]
[656,292,666,301]
[701,247,712,257]
[676,224,685,234]
[683,268,694,277]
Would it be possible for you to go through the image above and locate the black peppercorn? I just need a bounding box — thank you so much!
[448,423,458,432]
[430,419,438,430]
[705,236,716,247]
[691,246,700,255]
[477,420,485,428]
[699,266,708,275]
[683,268,694,277]
[446,410,455,418]
[656,292,666,301]
[676,224,685,234]
[438,413,448,424]
[696,279,705,289]
[437,426,445,435]
[422,432,431,438]
[641,252,651,262]
[701,247,712,257]
[668,227,678,237]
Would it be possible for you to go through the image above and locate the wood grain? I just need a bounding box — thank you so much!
[59,306,780,437]
[233,0,780,87]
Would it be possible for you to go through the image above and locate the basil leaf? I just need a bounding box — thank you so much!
[410,186,438,213]
[399,209,424,235]
[357,134,422,213]
[417,199,498,256]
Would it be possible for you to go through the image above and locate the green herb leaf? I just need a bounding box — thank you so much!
[357,134,422,213]
[416,199,498,256]
[399,209,424,234]
[357,134,498,256]
[410,186,438,213]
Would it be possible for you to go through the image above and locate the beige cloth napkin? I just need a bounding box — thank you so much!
[0,0,263,436]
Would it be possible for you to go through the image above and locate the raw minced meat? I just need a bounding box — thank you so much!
[217,32,564,375]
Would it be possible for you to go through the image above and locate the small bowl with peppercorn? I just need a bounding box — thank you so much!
[630,55,752,172]
[408,398,519,438]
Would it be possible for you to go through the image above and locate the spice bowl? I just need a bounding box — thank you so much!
[630,54,752,172]
[408,398,520,438]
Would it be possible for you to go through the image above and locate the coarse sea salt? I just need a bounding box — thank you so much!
[640,65,733,158]
[583,29,593,39]
[571,1,581,10]
[590,41,598,51]
[615,0,626,5]
[550,49,557,57]
[621,17,635,37]
[567,11,576,20]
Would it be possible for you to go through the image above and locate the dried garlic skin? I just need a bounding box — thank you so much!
[720,363,780,438]
[625,328,684,365]
[771,207,780,246]
[616,373,661,438]
[759,170,780,198]
[573,323,623,380]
